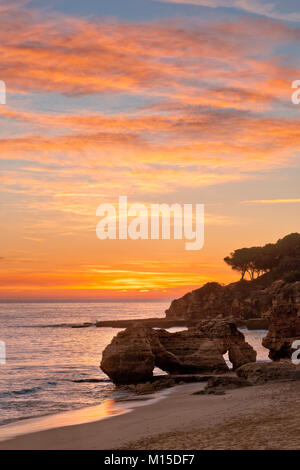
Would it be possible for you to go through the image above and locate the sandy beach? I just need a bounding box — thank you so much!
[0,380,300,450]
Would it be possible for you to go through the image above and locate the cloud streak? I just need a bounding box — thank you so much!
[242,198,300,204]
[156,0,300,22]
[1,1,300,299]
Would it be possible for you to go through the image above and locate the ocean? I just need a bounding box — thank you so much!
[0,302,270,429]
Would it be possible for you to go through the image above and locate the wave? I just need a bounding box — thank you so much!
[0,386,41,398]
[71,378,111,383]
[18,322,95,329]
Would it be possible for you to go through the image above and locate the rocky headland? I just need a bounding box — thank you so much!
[99,233,300,391]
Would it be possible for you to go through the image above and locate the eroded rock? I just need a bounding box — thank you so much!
[165,279,300,325]
[197,320,257,369]
[262,282,300,360]
[236,361,297,384]
[193,375,251,395]
[155,327,228,373]
[100,325,155,385]
[246,318,269,330]
[100,320,257,384]
[165,281,272,322]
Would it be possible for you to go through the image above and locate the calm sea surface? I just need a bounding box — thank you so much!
[0,302,269,428]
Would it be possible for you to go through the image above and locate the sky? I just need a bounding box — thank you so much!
[0,0,300,302]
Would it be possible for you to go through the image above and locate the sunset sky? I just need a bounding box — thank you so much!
[1,0,300,301]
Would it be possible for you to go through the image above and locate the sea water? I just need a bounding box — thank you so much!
[0,302,269,429]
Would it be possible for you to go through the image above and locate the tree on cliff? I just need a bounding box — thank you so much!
[224,233,300,281]
[224,247,263,280]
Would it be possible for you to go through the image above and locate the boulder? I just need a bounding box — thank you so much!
[236,361,297,384]
[155,327,228,373]
[134,380,173,394]
[100,325,155,385]
[100,320,257,384]
[206,375,251,389]
[193,375,251,394]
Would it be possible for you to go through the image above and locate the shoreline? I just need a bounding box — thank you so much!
[0,383,180,444]
[1,380,299,450]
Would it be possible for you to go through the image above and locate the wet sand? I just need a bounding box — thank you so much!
[0,381,299,450]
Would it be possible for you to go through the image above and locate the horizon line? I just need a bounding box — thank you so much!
[0,298,171,304]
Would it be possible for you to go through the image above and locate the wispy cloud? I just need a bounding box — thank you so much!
[1,1,300,299]
[0,3,299,97]
[242,198,300,204]
[156,0,300,22]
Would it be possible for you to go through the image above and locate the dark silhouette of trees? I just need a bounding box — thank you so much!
[224,233,300,281]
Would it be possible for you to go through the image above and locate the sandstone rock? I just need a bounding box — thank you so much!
[197,320,257,369]
[193,375,251,394]
[165,281,273,322]
[100,320,257,384]
[194,389,226,395]
[117,375,215,394]
[155,327,228,373]
[246,318,269,330]
[134,381,172,394]
[165,279,300,324]
[96,318,194,329]
[97,278,300,331]
[236,361,297,384]
[292,370,300,381]
[262,283,300,360]
[100,325,155,384]
[205,375,251,390]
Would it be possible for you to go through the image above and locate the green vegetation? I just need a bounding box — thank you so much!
[224,233,300,280]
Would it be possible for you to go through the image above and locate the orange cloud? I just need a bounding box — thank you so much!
[242,198,300,204]
[1,2,300,300]
[0,3,299,103]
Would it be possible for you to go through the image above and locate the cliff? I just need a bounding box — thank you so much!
[165,279,300,323]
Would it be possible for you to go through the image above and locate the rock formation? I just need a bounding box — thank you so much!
[236,361,299,384]
[246,318,269,330]
[193,375,252,395]
[96,280,300,331]
[165,281,272,322]
[165,279,300,328]
[100,320,256,385]
[99,325,155,385]
[262,281,300,360]
[196,320,257,368]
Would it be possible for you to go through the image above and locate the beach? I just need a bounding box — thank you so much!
[1,380,299,450]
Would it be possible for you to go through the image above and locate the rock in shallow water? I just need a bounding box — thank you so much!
[100,320,256,385]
